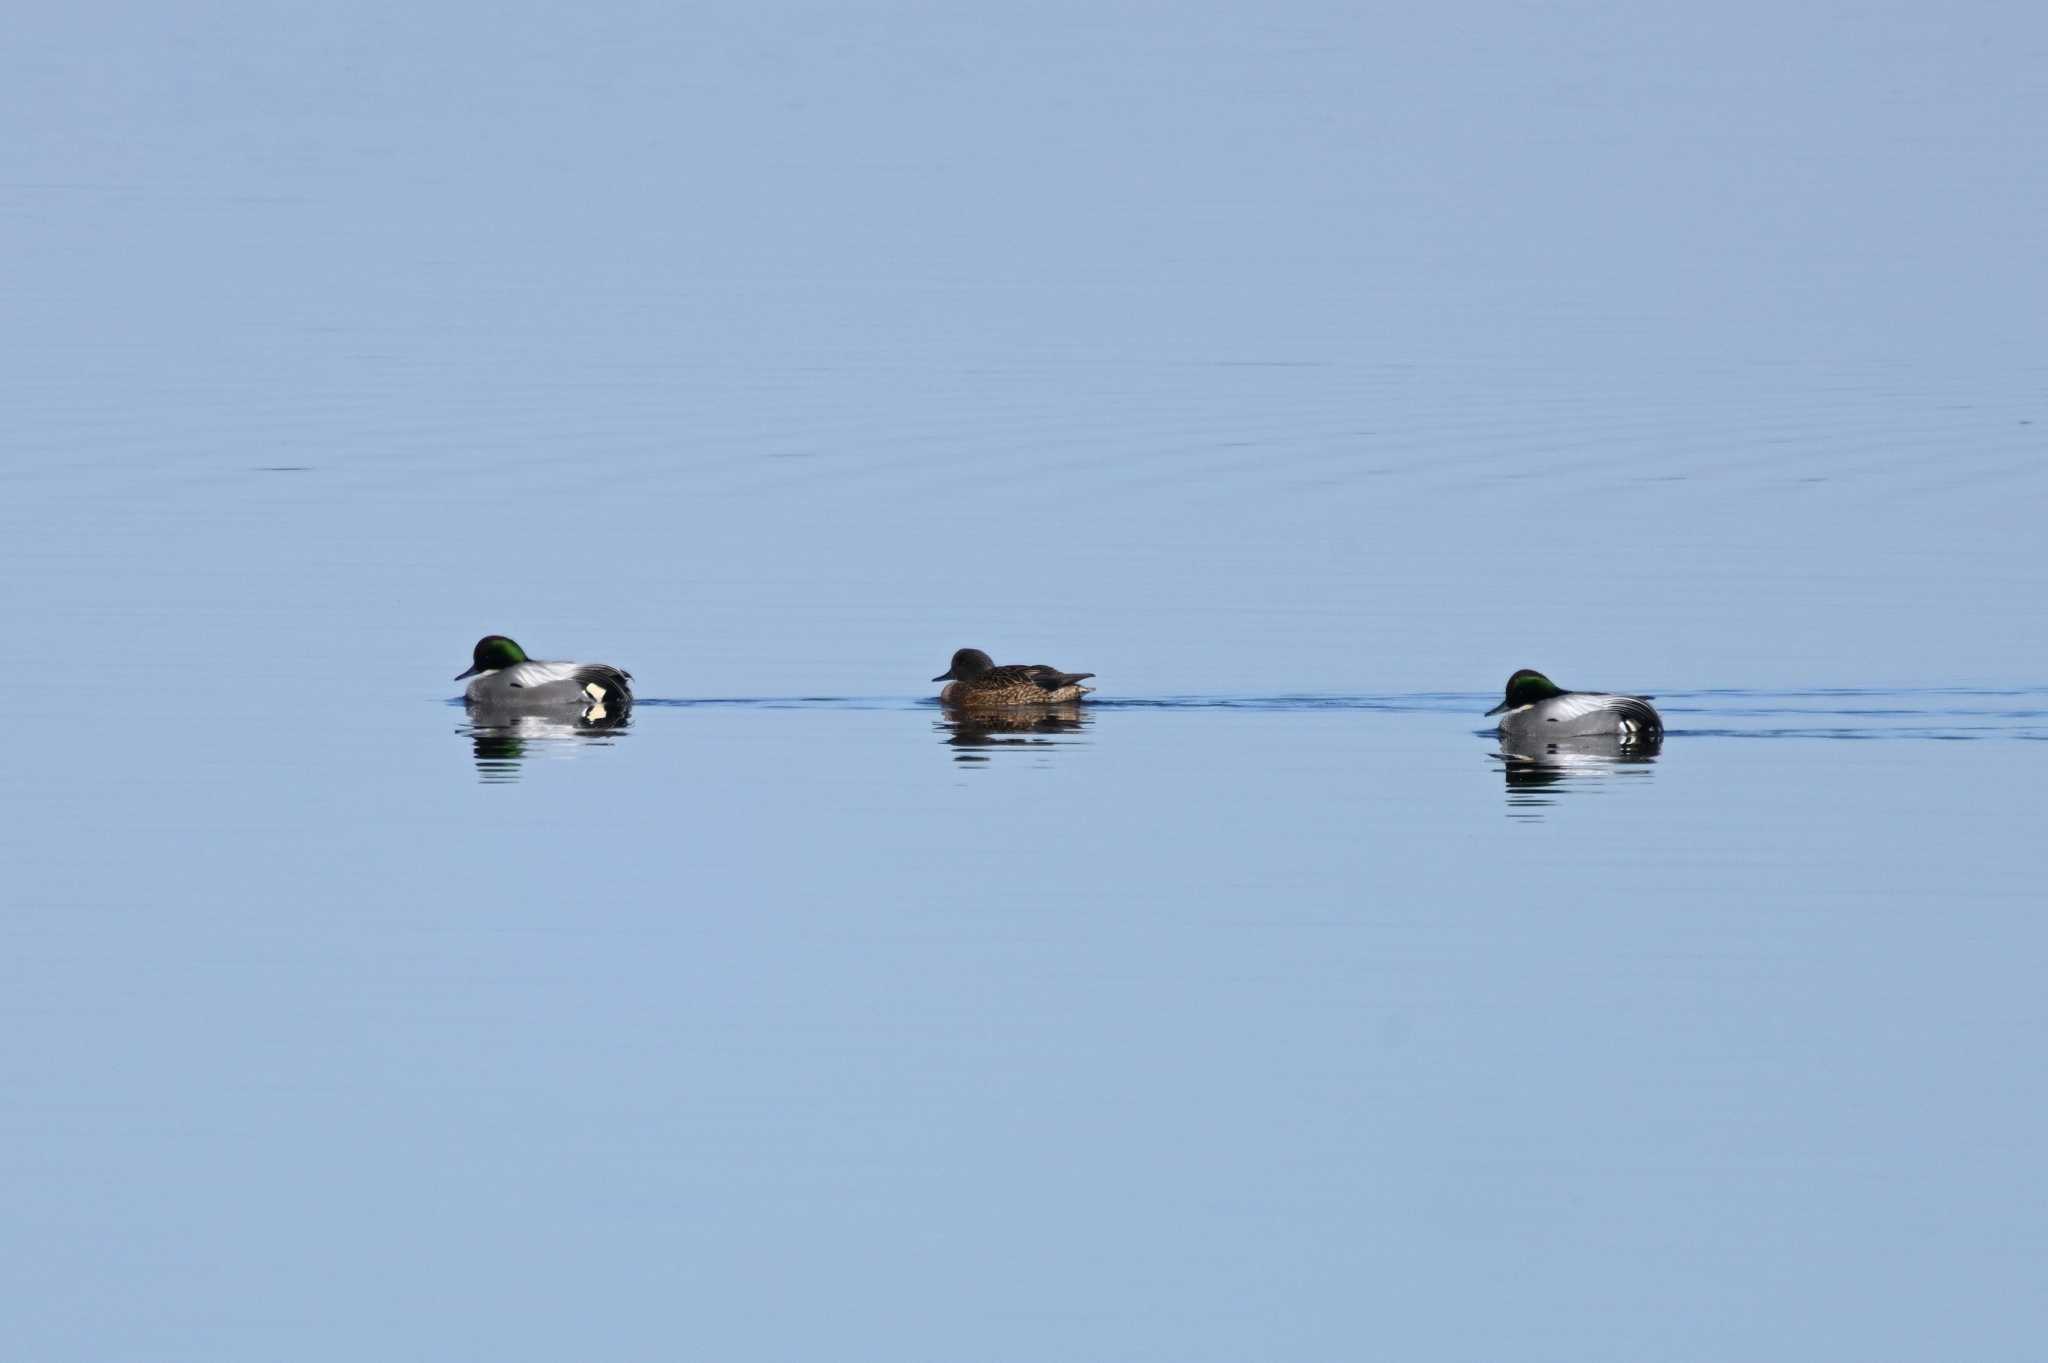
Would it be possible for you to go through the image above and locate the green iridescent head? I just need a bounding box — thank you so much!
[1485,668,1564,715]
[456,634,529,680]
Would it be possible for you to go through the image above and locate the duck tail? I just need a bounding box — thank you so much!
[572,664,634,707]
[1615,696,1662,736]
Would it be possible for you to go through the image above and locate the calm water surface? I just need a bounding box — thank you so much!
[5,3,2047,1360]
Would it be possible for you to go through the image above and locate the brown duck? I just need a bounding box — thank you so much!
[931,647,1095,707]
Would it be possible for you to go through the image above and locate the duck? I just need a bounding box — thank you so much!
[1485,668,1661,740]
[931,647,1094,707]
[455,635,633,712]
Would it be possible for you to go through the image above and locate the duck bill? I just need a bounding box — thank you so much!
[931,671,954,682]
[1483,699,1511,716]
[455,664,482,680]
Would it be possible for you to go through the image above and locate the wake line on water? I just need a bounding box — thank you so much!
[1668,729,2048,741]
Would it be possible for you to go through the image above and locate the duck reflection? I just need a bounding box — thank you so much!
[1495,731,1660,819]
[937,704,1090,764]
[460,699,632,783]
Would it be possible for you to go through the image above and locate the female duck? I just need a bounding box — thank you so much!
[1485,668,1661,740]
[456,635,633,710]
[932,647,1094,707]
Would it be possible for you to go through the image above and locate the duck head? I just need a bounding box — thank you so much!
[1486,668,1564,715]
[933,647,996,682]
[457,634,530,680]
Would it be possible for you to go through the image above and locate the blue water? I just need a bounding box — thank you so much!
[6,2,2048,1359]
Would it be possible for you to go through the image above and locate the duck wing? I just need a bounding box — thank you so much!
[977,665,1050,688]
[1541,690,1662,734]
[501,661,586,690]
[1024,665,1095,691]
